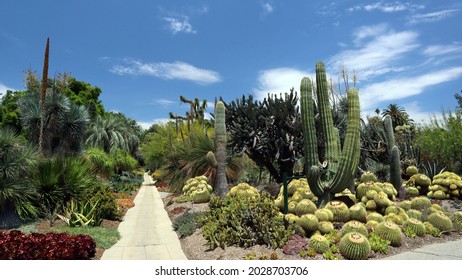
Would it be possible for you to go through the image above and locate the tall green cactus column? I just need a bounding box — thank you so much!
[214,101,229,198]
[300,61,361,207]
[384,115,402,194]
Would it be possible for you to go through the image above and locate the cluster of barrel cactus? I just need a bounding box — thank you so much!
[403,166,462,200]
[355,173,398,215]
[274,178,317,210]
[181,176,213,203]
[428,171,462,199]
[227,182,259,199]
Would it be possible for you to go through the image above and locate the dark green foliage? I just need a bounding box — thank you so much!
[33,156,98,222]
[84,183,120,221]
[200,193,293,250]
[0,90,26,131]
[225,89,303,182]
[0,127,38,226]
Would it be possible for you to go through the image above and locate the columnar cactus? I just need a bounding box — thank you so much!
[214,101,228,197]
[300,61,361,207]
[384,115,402,194]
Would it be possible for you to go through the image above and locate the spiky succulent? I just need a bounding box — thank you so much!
[191,187,212,203]
[295,199,317,216]
[410,196,431,211]
[339,232,371,260]
[318,221,335,235]
[403,218,426,237]
[288,201,298,214]
[309,234,330,254]
[367,212,385,223]
[406,165,419,177]
[406,209,423,221]
[360,172,378,183]
[374,191,392,208]
[427,212,453,232]
[325,200,350,223]
[349,204,367,223]
[299,214,319,233]
[285,213,300,225]
[314,208,334,222]
[405,187,420,197]
[399,200,412,211]
[365,220,379,231]
[341,220,368,236]
[227,183,259,199]
[375,221,402,247]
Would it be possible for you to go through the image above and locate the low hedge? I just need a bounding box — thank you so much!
[0,230,96,260]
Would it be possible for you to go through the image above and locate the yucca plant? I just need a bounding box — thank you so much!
[162,128,241,193]
[33,156,98,225]
[0,128,38,228]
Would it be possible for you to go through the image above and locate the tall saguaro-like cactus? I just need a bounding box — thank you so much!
[214,101,228,198]
[384,115,402,194]
[300,61,361,207]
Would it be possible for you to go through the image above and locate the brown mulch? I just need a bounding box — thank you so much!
[162,193,462,260]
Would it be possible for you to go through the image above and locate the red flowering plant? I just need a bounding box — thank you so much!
[0,230,96,260]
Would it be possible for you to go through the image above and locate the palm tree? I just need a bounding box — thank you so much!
[0,128,38,228]
[85,114,129,153]
[381,103,413,128]
[18,90,89,156]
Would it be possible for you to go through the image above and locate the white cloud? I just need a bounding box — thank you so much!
[359,67,462,110]
[109,59,221,85]
[423,42,462,56]
[255,68,312,100]
[348,2,424,13]
[137,118,171,130]
[262,3,274,14]
[163,16,196,34]
[329,25,419,79]
[151,99,176,107]
[0,83,15,96]
[408,9,459,24]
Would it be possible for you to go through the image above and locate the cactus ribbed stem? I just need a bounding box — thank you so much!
[214,101,228,197]
[384,115,401,194]
[300,77,319,168]
[316,62,340,176]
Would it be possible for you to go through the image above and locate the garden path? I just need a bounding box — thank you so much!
[101,173,187,260]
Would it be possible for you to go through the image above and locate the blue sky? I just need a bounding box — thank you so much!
[1,0,461,129]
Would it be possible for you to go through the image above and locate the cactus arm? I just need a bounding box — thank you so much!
[315,62,340,173]
[300,77,319,167]
[384,115,395,153]
[214,101,228,197]
[390,145,402,193]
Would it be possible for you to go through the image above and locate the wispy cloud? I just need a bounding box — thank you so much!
[107,58,221,85]
[163,16,196,34]
[151,99,176,107]
[423,42,462,56]
[329,24,419,79]
[262,2,274,15]
[359,67,462,110]
[348,2,424,13]
[408,9,459,24]
[255,68,312,100]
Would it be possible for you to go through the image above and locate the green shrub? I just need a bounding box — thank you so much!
[172,212,202,238]
[200,193,293,250]
[368,232,390,254]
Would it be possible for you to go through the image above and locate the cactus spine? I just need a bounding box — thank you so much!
[300,61,361,207]
[384,115,401,194]
[214,101,228,198]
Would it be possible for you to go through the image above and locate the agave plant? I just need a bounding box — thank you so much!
[0,128,38,228]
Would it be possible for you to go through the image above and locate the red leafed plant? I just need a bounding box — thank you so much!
[0,230,96,260]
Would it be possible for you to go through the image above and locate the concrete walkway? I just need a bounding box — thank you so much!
[382,239,462,260]
[101,173,187,260]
